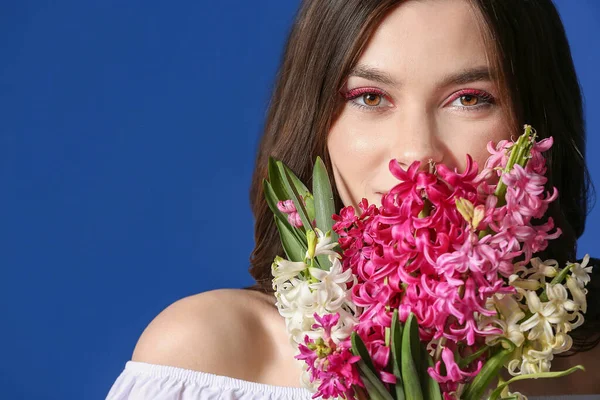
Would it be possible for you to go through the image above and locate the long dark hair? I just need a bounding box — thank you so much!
[246,0,597,352]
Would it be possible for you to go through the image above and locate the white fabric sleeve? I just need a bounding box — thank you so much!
[106,361,600,400]
[105,361,315,400]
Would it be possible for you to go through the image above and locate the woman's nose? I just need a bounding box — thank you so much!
[390,111,445,171]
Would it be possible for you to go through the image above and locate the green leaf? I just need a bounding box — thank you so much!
[263,179,294,229]
[390,310,405,400]
[304,193,316,225]
[462,340,516,400]
[263,179,307,249]
[351,331,378,373]
[419,342,442,400]
[410,318,422,376]
[401,313,424,400]
[282,162,311,199]
[278,167,324,268]
[351,332,394,400]
[487,365,585,400]
[313,156,338,242]
[267,157,289,202]
[274,217,307,262]
[268,158,311,238]
[315,251,330,272]
[356,360,395,400]
[312,157,337,271]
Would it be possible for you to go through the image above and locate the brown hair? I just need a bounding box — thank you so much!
[246,0,597,351]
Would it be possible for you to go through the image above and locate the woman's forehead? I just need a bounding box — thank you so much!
[355,0,491,86]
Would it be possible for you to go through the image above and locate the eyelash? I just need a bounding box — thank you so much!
[342,87,496,112]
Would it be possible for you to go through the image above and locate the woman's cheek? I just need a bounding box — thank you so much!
[444,116,510,172]
[337,127,389,178]
[328,119,386,207]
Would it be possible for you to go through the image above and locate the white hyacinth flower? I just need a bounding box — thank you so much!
[529,258,560,280]
[569,254,592,287]
[509,342,553,375]
[519,289,562,342]
[308,257,354,310]
[271,257,309,288]
[550,331,573,354]
[509,258,559,291]
[275,277,316,312]
[503,257,592,380]
[509,273,542,291]
[272,229,357,351]
[485,294,526,348]
[305,257,357,344]
[545,282,582,334]
[274,277,317,344]
[508,283,580,376]
[566,275,587,314]
[306,228,338,260]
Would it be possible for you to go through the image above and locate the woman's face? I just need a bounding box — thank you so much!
[327,0,511,210]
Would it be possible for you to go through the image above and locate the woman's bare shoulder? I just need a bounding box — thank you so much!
[131,288,285,382]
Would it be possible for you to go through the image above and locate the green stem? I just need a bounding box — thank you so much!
[458,344,491,368]
[384,278,391,347]
[539,263,575,302]
[418,198,432,218]
[479,125,536,240]
[494,125,535,207]
[488,365,585,400]
[433,337,446,362]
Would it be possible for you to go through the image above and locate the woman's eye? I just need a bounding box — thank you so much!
[361,93,383,107]
[343,88,392,111]
[457,95,479,106]
[447,90,495,110]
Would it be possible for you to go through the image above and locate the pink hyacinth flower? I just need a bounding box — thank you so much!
[277,199,303,227]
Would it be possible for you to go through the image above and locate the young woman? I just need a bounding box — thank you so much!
[107,0,599,398]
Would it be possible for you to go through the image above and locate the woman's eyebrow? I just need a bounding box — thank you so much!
[438,66,494,88]
[348,64,398,86]
[348,64,494,88]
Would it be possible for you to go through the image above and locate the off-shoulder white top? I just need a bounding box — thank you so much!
[106,361,600,400]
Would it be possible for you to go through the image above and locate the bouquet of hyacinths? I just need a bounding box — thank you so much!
[264,125,591,400]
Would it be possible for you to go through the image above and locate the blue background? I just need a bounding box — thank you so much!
[1,1,598,399]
